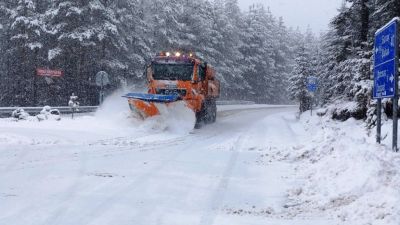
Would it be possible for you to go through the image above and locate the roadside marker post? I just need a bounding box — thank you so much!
[68,93,79,119]
[373,18,399,151]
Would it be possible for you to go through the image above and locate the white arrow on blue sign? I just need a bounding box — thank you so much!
[373,18,398,99]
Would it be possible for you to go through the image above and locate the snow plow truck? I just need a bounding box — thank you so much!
[123,51,220,128]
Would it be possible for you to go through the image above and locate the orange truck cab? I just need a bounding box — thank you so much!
[123,51,220,128]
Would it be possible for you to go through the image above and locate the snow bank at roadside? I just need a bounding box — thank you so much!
[276,112,400,225]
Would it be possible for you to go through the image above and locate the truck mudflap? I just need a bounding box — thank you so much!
[123,93,180,119]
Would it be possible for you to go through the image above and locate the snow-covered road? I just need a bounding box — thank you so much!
[0,103,339,225]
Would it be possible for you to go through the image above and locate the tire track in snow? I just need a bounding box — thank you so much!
[0,106,296,225]
[33,146,90,225]
[198,108,296,225]
[60,131,219,225]
[198,134,244,225]
[32,133,172,224]
[104,120,257,225]
[0,144,90,225]
[26,115,224,225]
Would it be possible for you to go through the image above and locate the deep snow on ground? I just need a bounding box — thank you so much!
[0,99,398,225]
[276,112,400,225]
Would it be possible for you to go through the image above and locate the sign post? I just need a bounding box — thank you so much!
[373,18,399,151]
[307,76,318,116]
[377,99,382,144]
[95,71,110,105]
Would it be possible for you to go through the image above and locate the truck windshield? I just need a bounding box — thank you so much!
[152,63,194,81]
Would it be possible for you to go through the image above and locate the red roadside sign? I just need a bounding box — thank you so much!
[36,68,63,77]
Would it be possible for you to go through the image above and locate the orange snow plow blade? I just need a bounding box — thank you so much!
[128,99,160,119]
[123,93,181,119]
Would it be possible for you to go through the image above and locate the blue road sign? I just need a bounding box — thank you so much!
[307,76,318,92]
[374,59,396,98]
[373,19,398,99]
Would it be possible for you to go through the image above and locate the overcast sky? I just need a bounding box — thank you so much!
[238,0,343,33]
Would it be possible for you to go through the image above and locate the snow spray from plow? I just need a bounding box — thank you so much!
[122,92,196,132]
[94,88,195,133]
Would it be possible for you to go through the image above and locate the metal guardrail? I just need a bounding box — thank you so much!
[0,101,255,118]
[0,106,98,118]
[216,100,255,105]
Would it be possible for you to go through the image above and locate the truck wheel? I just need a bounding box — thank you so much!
[211,100,217,123]
[204,99,217,124]
[207,99,216,123]
[195,100,216,128]
[195,102,206,129]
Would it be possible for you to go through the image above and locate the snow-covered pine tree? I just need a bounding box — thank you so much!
[271,18,296,104]
[112,0,151,82]
[178,0,216,59]
[240,4,276,103]
[347,0,370,45]
[316,0,372,120]
[222,0,248,98]
[315,3,349,113]
[147,0,183,51]
[208,0,248,99]
[344,0,372,119]
[2,0,48,106]
[0,2,8,106]
[316,30,338,106]
[47,0,128,105]
[260,8,282,103]
[289,45,312,112]
[370,0,400,32]
[304,26,319,89]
